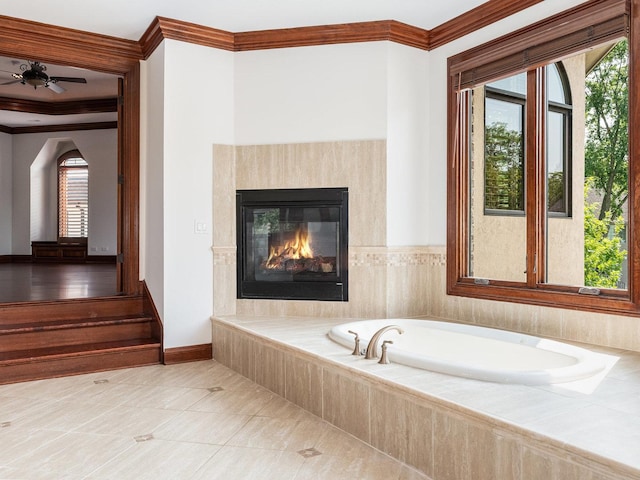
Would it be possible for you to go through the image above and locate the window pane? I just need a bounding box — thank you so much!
[548,64,568,104]
[484,97,524,211]
[546,41,628,290]
[583,39,628,290]
[487,72,527,95]
[547,110,567,213]
[469,87,527,283]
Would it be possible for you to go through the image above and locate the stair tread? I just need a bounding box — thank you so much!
[0,315,155,334]
[0,338,161,364]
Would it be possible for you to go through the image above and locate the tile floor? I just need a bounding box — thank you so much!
[0,360,428,479]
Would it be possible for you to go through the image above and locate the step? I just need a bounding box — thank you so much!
[0,315,156,353]
[0,296,146,324]
[0,339,162,384]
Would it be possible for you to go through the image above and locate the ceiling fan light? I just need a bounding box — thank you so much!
[22,69,48,88]
[24,77,46,88]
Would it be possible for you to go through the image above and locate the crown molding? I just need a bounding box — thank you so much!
[429,0,544,49]
[140,16,235,58]
[0,97,117,116]
[234,20,429,51]
[0,15,142,73]
[6,121,117,135]
[140,0,539,57]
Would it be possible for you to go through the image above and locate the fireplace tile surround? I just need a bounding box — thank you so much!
[212,140,640,354]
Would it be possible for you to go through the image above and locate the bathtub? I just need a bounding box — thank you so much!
[328,319,605,385]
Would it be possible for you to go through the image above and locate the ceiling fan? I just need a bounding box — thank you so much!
[0,61,87,93]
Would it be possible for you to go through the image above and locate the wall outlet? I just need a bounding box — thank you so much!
[194,221,208,234]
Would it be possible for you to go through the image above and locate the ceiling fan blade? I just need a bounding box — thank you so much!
[50,76,87,84]
[47,82,65,93]
[0,79,20,86]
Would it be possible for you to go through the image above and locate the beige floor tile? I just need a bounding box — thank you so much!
[73,405,181,436]
[117,384,212,410]
[0,374,93,400]
[85,438,220,480]
[315,423,392,460]
[7,431,134,477]
[0,427,66,466]
[12,399,117,432]
[106,361,221,389]
[187,383,275,415]
[227,415,327,451]
[255,393,318,421]
[294,450,405,480]
[154,409,251,444]
[0,465,85,479]
[190,445,304,480]
[0,395,54,423]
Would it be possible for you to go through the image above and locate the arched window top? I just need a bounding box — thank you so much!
[547,63,571,105]
[58,149,87,167]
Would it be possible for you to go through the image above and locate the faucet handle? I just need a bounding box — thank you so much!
[347,330,362,356]
[378,340,393,364]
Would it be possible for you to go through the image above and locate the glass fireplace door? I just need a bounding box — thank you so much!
[237,188,348,301]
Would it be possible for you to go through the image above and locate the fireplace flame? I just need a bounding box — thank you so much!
[266,228,314,268]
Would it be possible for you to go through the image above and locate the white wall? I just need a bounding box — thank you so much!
[141,42,165,318]
[145,39,234,349]
[0,132,11,254]
[234,42,388,145]
[29,138,70,243]
[11,129,117,255]
[386,42,430,246]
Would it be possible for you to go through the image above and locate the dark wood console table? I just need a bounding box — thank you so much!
[31,241,88,263]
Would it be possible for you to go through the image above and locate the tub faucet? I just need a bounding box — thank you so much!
[364,325,404,360]
[347,330,362,356]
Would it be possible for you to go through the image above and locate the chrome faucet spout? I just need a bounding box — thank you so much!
[364,325,404,360]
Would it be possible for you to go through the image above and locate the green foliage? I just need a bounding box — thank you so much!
[484,122,524,210]
[585,40,629,220]
[584,183,626,288]
[547,171,565,212]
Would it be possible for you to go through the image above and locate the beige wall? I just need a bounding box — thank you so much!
[212,140,438,319]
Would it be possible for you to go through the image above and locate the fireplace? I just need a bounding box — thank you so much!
[236,188,348,301]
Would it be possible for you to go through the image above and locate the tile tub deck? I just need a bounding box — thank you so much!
[212,315,640,480]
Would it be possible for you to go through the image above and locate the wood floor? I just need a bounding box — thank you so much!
[0,263,117,303]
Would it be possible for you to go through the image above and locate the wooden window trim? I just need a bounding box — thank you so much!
[447,0,640,316]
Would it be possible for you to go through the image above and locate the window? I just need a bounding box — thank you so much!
[547,63,572,215]
[447,0,637,315]
[58,150,89,240]
[484,74,526,213]
[483,65,572,216]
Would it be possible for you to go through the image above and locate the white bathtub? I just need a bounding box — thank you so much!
[328,319,605,385]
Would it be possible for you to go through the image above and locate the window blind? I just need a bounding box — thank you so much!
[449,0,628,91]
[59,158,89,238]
